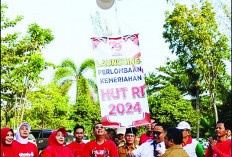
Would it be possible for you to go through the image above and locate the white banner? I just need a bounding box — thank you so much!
[92,34,151,128]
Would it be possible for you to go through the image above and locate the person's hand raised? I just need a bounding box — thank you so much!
[208,137,216,149]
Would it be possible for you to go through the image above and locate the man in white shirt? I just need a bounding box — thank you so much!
[176,121,204,157]
[127,122,167,157]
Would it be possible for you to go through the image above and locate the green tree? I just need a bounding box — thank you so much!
[1,4,54,128]
[71,94,101,137]
[148,85,198,133]
[54,59,97,102]
[145,72,164,96]
[54,59,101,135]
[217,81,231,125]
[166,0,231,43]
[163,2,230,126]
[155,58,203,138]
[23,82,74,130]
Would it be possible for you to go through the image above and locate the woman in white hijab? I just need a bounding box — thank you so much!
[13,122,39,157]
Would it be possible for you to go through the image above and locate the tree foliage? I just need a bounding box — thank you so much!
[163,2,230,124]
[148,85,198,133]
[54,59,97,102]
[71,94,101,137]
[23,83,74,130]
[166,0,231,44]
[1,4,54,128]
[54,59,100,135]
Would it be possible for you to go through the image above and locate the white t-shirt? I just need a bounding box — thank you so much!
[132,139,166,157]
[183,138,199,157]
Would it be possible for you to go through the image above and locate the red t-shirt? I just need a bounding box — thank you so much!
[204,139,231,157]
[1,142,17,157]
[83,139,119,157]
[42,145,74,157]
[139,133,153,145]
[41,130,74,157]
[13,141,39,157]
[66,142,85,157]
[1,128,17,157]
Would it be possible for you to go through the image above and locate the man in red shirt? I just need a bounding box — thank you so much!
[83,123,119,157]
[139,119,156,145]
[66,125,86,157]
[204,120,231,157]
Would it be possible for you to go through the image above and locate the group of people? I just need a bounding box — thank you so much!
[1,120,231,157]
[1,122,39,157]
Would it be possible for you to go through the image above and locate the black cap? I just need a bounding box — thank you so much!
[125,128,137,136]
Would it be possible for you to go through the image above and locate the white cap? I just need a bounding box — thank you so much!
[117,127,126,135]
[176,121,191,130]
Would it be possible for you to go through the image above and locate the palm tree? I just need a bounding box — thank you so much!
[54,59,97,103]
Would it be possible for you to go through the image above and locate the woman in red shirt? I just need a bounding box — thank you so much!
[13,122,39,157]
[41,127,74,157]
[1,127,16,157]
